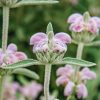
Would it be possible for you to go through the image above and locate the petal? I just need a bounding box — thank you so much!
[70,21,84,32]
[7,43,17,53]
[92,17,100,28]
[81,68,96,80]
[88,19,99,34]
[55,32,72,44]
[53,39,67,53]
[6,54,18,64]
[56,75,69,86]
[64,81,75,96]
[77,83,88,99]
[15,52,27,61]
[67,13,83,23]
[56,65,74,76]
[30,32,47,45]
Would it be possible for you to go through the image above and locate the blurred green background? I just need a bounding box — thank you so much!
[0,0,100,100]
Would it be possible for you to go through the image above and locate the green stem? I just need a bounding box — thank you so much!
[2,6,9,52]
[44,64,52,100]
[76,42,84,59]
[75,42,84,74]
[0,6,10,100]
[0,76,5,100]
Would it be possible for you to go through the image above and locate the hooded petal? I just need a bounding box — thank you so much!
[15,52,27,61]
[64,81,75,96]
[81,68,96,80]
[56,65,74,77]
[92,17,100,28]
[67,13,83,23]
[7,43,17,53]
[56,75,69,86]
[30,32,47,45]
[55,32,71,44]
[70,21,84,32]
[77,83,88,99]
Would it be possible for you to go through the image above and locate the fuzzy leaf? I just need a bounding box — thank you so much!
[47,22,54,40]
[54,57,96,67]
[12,0,59,8]
[2,59,42,69]
[12,68,39,79]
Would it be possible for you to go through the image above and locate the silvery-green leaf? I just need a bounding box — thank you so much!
[85,41,100,46]
[2,59,42,69]
[53,57,96,67]
[12,68,39,79]
[47,22,54,40]
[12,0,59,8]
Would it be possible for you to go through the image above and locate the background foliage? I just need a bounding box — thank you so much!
[0,0,100,100]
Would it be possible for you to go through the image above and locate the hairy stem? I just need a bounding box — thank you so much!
[0,6,10,100]
[44,64,52,100]
[76,42,84,59]
[0,76,5,100]
[2,6,9,52]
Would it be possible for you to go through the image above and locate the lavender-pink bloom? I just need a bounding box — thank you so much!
[30,32,48,45]
[7,43,17,53]
[56,65,74,77]
[55,32,71,44]
[68,13,100,35]
[81,68,96,80]
[56,75,69,86]
[0,43,27,66]
[77,83,88,99]
[64,81,75,96]
[67,13,83,23]
[4,82,20,100]
[20,81,42,99]
[92,17,100,28]
[30,32,71,53]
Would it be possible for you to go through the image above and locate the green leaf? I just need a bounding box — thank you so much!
[85,41,100,46]
[12,0,59,8]
[2,59,42,69]
[47,22,54,40]
[12,68,39,79]
[53,57,96,67]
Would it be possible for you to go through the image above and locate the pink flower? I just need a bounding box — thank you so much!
[56,75,69,86]
[92,17,100,28]
[81,68,96,80]
[77,83,88,99]
[4,82,20,100]
[0,43,27,66]
[64,81,75,96]
[30,32,71,53]
[20,81,42,99]
[68,13,100,34]
[67,13,83,23]
[56,65,74,77]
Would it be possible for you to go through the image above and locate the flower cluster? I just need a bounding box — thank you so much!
[4,82,20,100]
[68,13,100,34]
[67,12,100,42]
[0,43,27,67]
[56,65,96,99]
[20,81,42,99]
[3,80,42,100]
[30,32,71,63]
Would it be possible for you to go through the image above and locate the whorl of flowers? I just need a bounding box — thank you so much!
[30,31,71,63]
[67,12,100,43]
[56,65,96,99]
[0,43,27,67]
